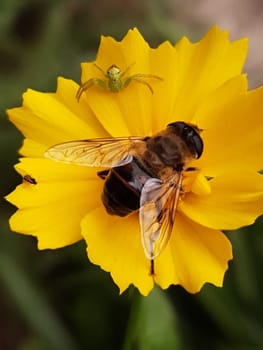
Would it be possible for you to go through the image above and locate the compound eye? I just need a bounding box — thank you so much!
[167,121,186,131]
[191,134,203,158]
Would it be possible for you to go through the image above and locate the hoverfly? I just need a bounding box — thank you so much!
[45,121,203,274]
[76,63,163,101]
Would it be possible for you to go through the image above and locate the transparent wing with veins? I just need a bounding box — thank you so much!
[45,137,145,167]
[139,172,183,260]
[45,135,183,260]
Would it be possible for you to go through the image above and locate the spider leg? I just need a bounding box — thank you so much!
[120,62,136,78]
[134,74,163,81]
[123,74,163,93]
[76,78,108,101]
[94,63,108,77]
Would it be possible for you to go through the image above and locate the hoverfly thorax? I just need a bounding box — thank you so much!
[143,121,203,174]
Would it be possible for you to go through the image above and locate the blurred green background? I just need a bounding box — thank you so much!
[1,1,263,349]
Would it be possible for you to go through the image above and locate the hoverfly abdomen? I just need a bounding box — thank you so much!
[99,164,141,217]
[98,160,152,217]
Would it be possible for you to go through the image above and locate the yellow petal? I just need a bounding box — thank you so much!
[180,171,263,230]
[6,158,102,249]
[14,157,99,182]
[81,207,154,296]
[95,28,151,75]
[7,78,107,157]
[85,91,135,136]
[191,172,211,196]
[149,40,181,132]
[20,138,47,157]
[172,25,248,120]
[195,83,263,175]
[96,35,125,69]
[155,213,232,293]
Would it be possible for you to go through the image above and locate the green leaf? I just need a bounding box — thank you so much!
[123,287,181,350]
[0,253,78,350]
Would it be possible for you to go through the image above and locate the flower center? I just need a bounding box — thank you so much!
[182,170,211,196]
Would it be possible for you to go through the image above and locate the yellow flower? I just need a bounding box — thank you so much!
[6,26,263,296]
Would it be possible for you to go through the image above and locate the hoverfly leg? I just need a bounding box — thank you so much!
[150,258,155,276]
[97,169,110,180]
[186,166,198,172]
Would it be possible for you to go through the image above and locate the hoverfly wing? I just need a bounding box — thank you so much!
[45,137,145,168]
[139,173,183,259]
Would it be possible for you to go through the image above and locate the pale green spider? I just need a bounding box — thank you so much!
[76,63,163,101]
